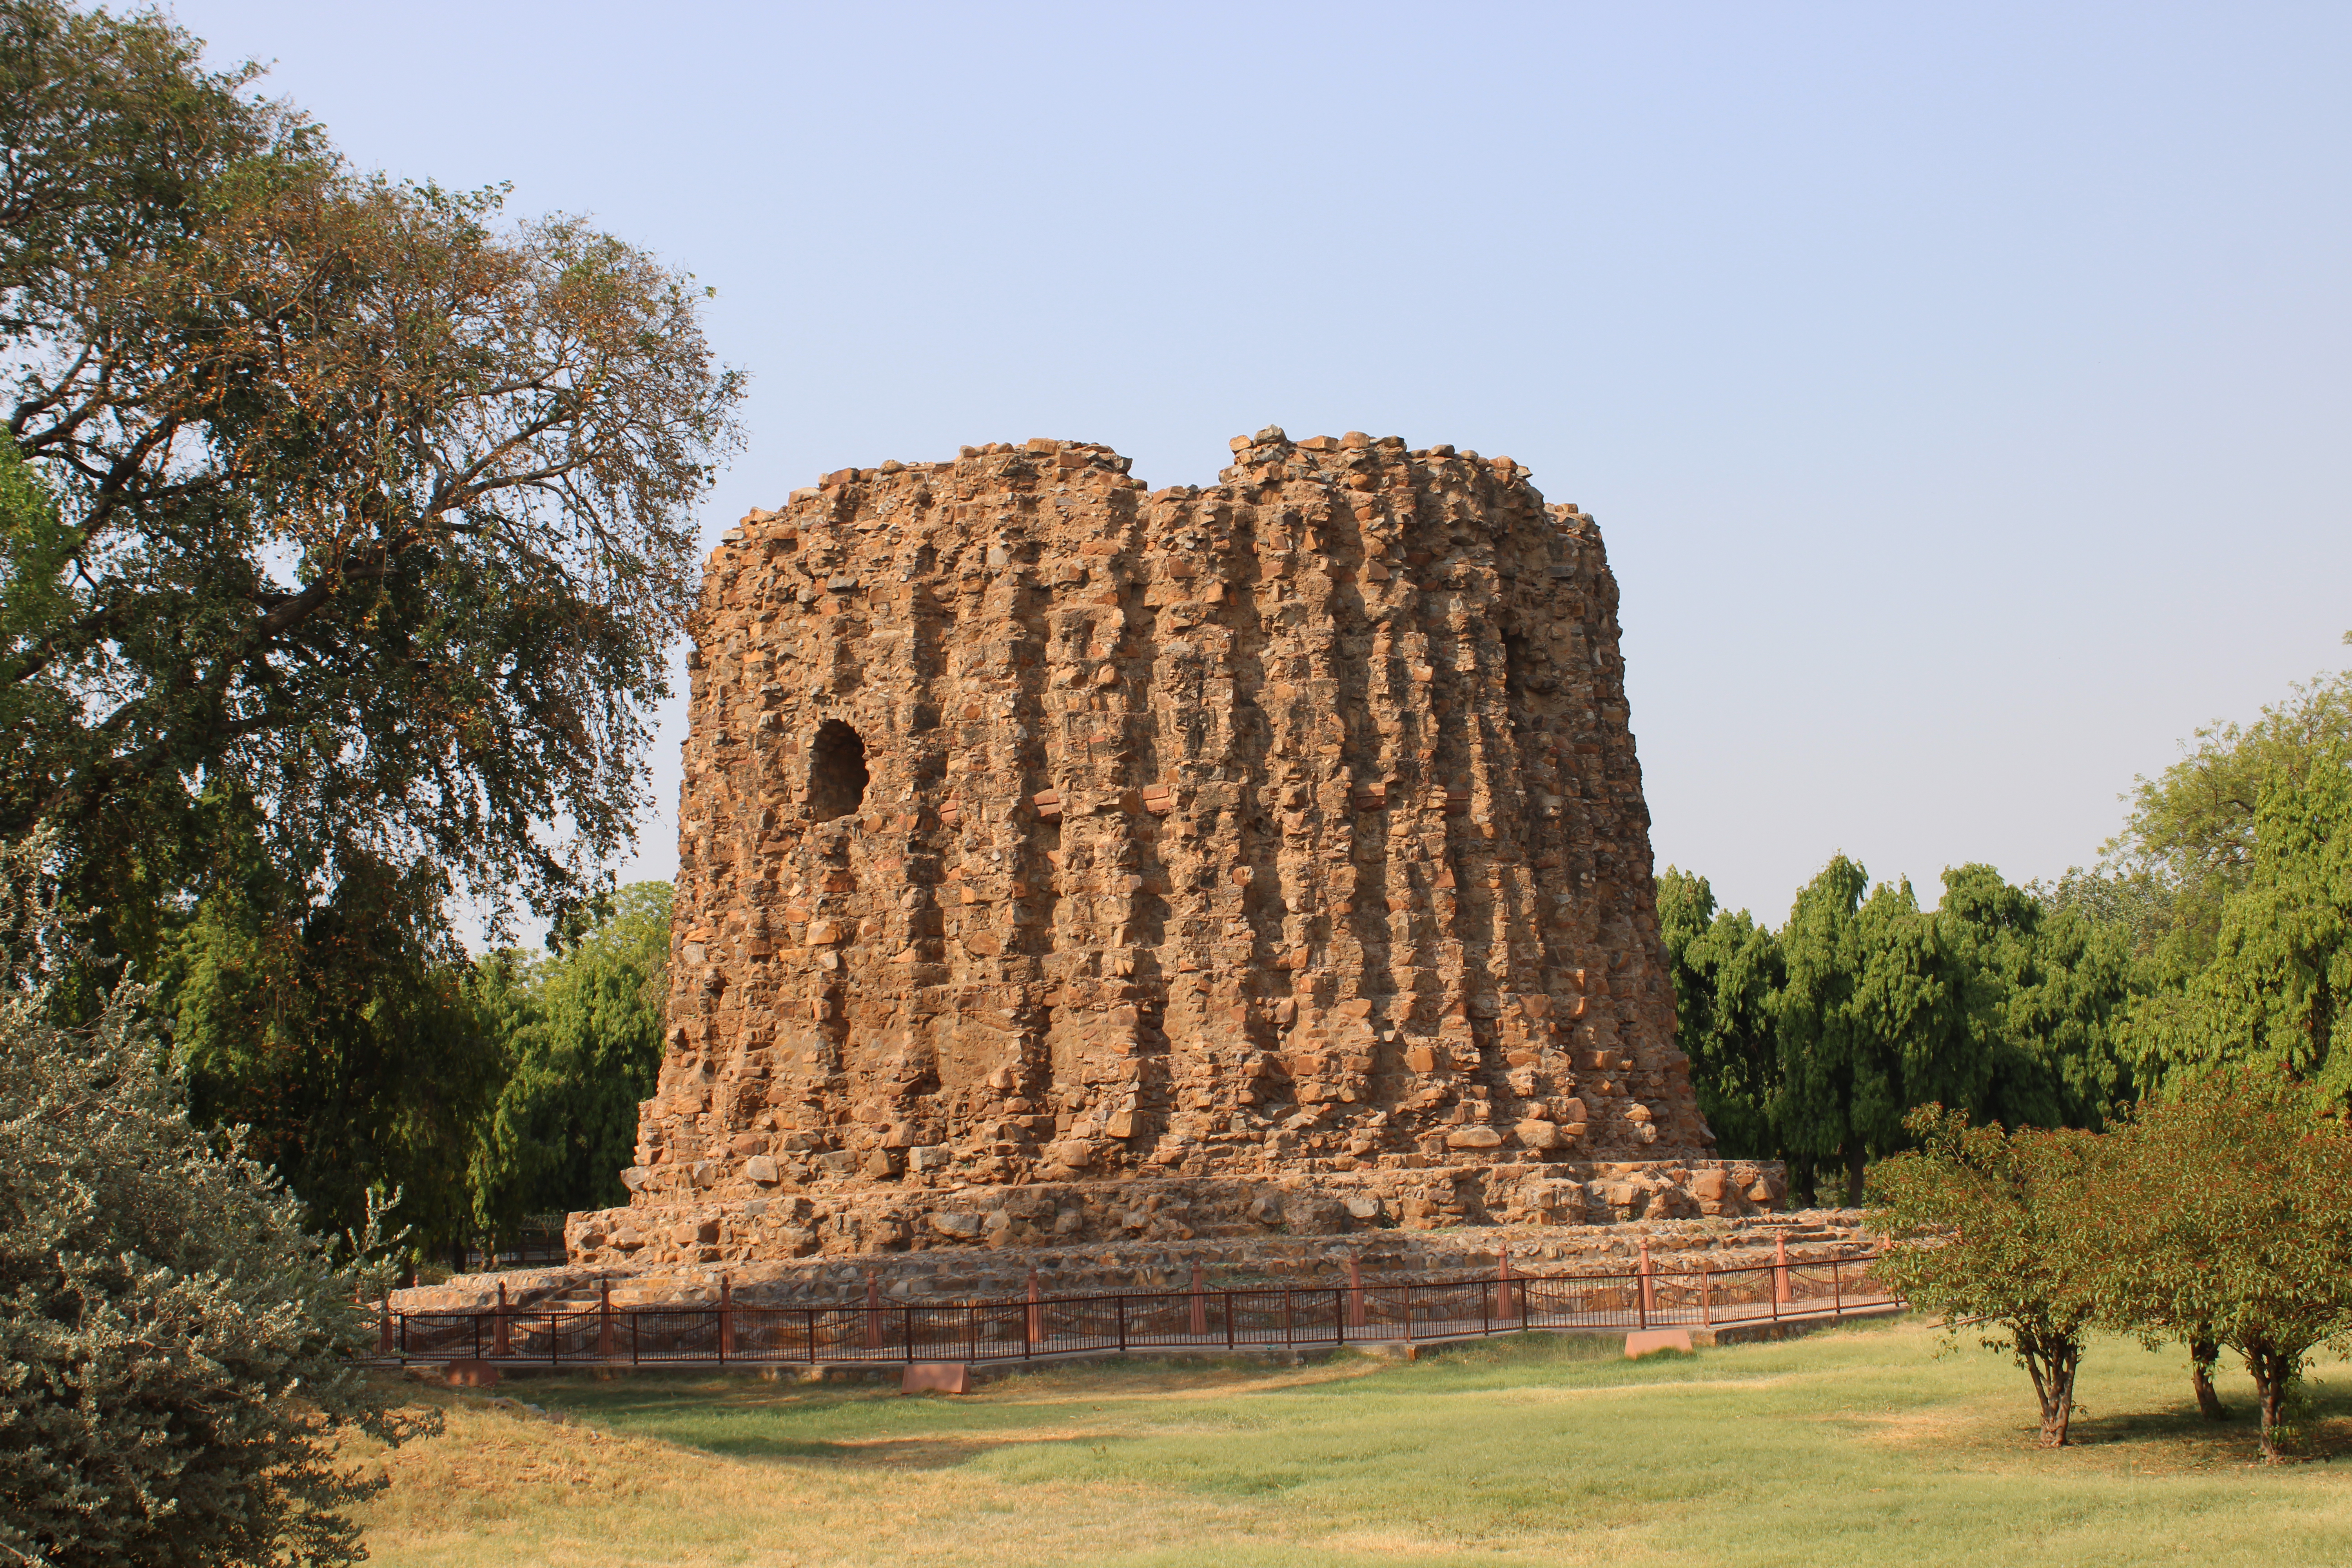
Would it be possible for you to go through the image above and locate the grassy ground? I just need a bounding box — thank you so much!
[349,1318,2352,1567]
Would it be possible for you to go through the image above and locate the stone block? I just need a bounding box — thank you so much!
[1624,1329,1694,1359]
[902,1362,972,1395]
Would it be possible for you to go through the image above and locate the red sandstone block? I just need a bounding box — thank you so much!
[1625,1330,1693,1359]
[901,1363,973,1394]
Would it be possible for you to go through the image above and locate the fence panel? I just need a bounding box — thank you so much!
[377,1247,1892,1368]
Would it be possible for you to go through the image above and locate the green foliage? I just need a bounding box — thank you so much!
[2092,1069,2352,1461]
[0,831,422,1566]
[156,816,505,1263]
[1934,864,2141,1131]
[0,0,733,1274]
[1667,858,2141,1205]
[471,882,671,1241]
[2124,747,2352,1103]
[2102,647,2352,978]
[1656,867,1784,1158]
[1769,857,1920,1204]
[0,0,742,953]
[1869,1105,2112,1446]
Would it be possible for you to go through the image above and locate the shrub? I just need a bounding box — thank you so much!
[0,834,417,1566]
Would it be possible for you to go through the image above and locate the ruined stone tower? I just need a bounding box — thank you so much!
[567,429,1771,1270]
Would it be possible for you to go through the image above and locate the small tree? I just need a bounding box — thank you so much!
[1869,1105,2109,1446]
[2094,1068,2352,1461]
[0,832,416,1566]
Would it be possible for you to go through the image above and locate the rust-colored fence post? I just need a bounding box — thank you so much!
[493,1279,512,1358]
[1638,1242,1655,1325]
[1833,1252,1844,1317]
[1189,1263,1207,1337]
[1025,1264,1043,1347]
[1700,1259,1713,1327]
[720,1275,735,1361]
[1500,1245,1519,1323]
[1347,1254,1366,1330]
[864,1269,883,1351]
[599,1276,615,1358]
[1775,1232,1791,1308]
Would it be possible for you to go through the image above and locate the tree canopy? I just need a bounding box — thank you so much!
[470,880,671,1241]
[1662,858,2140,1204]
[1870,1105,2110,1447]
[0,0,743,945]
[2123,747,2352,1103]
[0,0,730,1263]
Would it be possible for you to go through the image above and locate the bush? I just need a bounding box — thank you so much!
[0,835,418,1567]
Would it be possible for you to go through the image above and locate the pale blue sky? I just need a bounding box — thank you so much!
[174,0,2352,929]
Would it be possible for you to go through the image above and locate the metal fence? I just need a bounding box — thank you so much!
[370,1247,1895,1368]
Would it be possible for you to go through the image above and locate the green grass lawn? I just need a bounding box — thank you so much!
[353,1317,2352,1567]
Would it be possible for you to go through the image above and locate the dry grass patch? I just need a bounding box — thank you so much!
[350,1322,2352,1568]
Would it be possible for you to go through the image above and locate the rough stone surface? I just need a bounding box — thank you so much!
[404,1212,1871,1314]
[592,431,1722,1267]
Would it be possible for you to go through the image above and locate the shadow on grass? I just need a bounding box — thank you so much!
[2059,1378,2352,1468]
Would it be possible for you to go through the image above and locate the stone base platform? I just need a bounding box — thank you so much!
[390,1204,1868,1316]
[564,1157,1786,1273]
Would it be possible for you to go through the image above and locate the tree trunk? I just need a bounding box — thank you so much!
[2020,1329,2082,1446]
[2244,1343,2299,1462]
[1790,1155,1818,1209]
[2189,1334,2226,1421]
[1843,1143,1867,1207]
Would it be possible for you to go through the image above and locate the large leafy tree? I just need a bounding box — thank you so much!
[1933,864,2140,1131]
[2096,645,2352,978]
[0,0,742,947]
[470,880,670,1242]
[1748,858,2134,1204]
[0,1,733,1249]
[154,813,503,1261]
[1770,857,1942,1205]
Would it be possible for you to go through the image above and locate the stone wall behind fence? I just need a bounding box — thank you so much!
[401,1210,1867,1315]
[597,429,1717,1267]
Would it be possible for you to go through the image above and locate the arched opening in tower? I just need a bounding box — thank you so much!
[808,720,869,820]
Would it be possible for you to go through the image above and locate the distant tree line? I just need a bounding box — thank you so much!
[1662,645,2352,1205]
